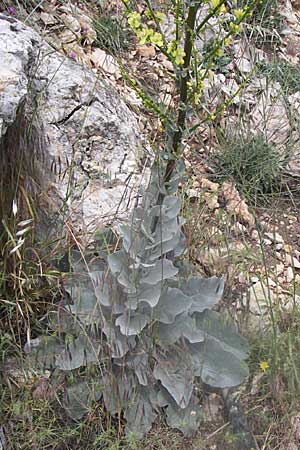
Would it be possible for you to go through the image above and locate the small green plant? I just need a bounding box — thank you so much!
[27,160,249,437]
[211,133,284,202]
[258,58,300,95]
[93,15,131,55]
[238,0,283,48]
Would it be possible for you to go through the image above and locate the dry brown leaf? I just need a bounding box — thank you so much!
[90,49,120,76]
[137,45,156,58]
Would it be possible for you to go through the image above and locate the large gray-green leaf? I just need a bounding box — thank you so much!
[103,368,137,415]
[127,282,163,309]
[116,311,149,336]
[92,271,125,314]
[189,310,249,387]
[153,347,194,408]
[155,313,205,344]
[125,388,157,438]
[179,276,224,314]
[153,288,192,324]
[114,351,150,386]
[56,335,101,370]
[165,396,202,436]
[141,259,178,284]
[65,275,100,325]
[24,336,65,369]
[195,310,249,360]
[189,340,249,388]
[147,231,182,261]
[101,318,136,358]
[107,250,129,275]
[64,379,103,420]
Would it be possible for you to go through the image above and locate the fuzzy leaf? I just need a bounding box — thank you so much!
[64,379,102,420]
[65,275,100,325]
[116,311,149,336]
[103,368,137,415]
[155,313,205,344]
[101,319,136,357]
[165,396,202,436]
[180,276,224,313]
[153,288,192,324]
[189,310,249,387]
[125,388,157,438]
[195,310,249,360]
[153,347,194,408]
[141,259,178,284]
[24,336,65,368]
[127,282,163,309]
[56,335,100,370]
[107,250,127,275]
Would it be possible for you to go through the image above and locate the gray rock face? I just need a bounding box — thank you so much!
[0,14,150,236]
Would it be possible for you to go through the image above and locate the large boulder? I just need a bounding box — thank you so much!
[0,14,150,237]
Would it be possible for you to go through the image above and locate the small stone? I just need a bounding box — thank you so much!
[275,263,284,275]
[203,192,219,210]
[276,243,283,250]
[137,45,156,58]
[286,266,294,283]
[251,229,259,240]
[265,232,284,243]
[266,277,276,287]
[286,254,300,269]
[276,251,283,260]
[264,238,272,245]
[235,222,247,234]
[201,178,219,192]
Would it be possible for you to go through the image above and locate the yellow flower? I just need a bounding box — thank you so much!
[155,11,166,23]
[259,361,269,372]
[233,8,244,21]
[167,39,177,54]
[211,0,226,13]
[194,92,201,105]
[215,47,223,57]
[167,40,185,65]
[128,11,141,30]
[174,46,186,65]
[224,37,231,46]
[150,31,164,47]
[229,22,241,33]
[137,27,153,45]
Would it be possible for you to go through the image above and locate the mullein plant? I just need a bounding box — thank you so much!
[26,0,259,438]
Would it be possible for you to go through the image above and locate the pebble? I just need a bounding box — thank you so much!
[286,266,294,283]
[264,238,272,245]
[286,254,300,269]
[265,231,284,243]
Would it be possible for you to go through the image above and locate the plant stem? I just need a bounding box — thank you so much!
[164,2,199,184]
[151,3,199,233]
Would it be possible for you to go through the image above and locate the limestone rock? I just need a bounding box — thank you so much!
[0,14,150,237]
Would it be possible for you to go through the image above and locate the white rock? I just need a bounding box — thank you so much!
[264,238,272,245]
[0,14,150,237]
[265,232,284,243]
[286,266,294,283]
[286,254,300,269]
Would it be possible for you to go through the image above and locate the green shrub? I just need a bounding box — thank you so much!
[93,15,131,55]
[211,134,284,202]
